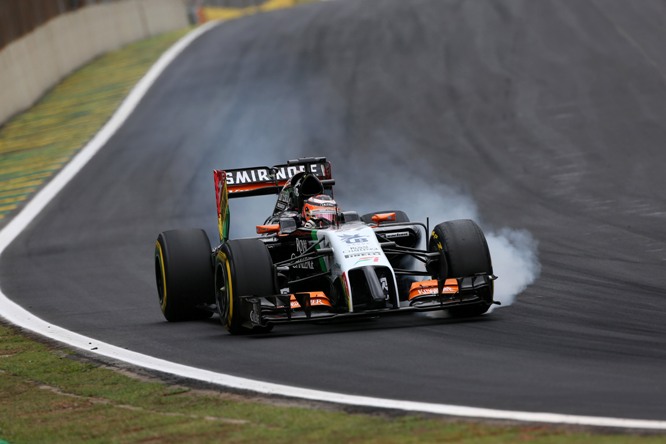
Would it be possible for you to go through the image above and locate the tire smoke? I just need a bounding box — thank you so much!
[334,161,541,309]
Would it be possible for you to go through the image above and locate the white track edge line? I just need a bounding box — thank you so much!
[1,21,665,432]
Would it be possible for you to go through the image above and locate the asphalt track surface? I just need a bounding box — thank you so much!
[2,0,666,422]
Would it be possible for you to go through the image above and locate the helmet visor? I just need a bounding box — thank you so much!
[311,209,336,222]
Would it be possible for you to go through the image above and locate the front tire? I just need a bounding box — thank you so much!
[428,219,493,317]
[155,229,214,322]
[215,239,276,334]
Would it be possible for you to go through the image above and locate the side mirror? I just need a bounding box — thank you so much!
[256,224,279,234]
[371,212,396,224]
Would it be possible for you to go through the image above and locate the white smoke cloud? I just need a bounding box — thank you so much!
[335,162,541,309]
[485,228,540,309]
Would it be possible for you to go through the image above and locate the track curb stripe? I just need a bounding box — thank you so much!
[1,21,665,431]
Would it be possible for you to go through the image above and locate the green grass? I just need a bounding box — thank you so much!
[0,28,190,224]
[0,22,665,444]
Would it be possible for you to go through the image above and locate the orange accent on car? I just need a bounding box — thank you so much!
[408,279,458,300]
[256,224,280,234]
[289,291,332,309]
[371,212,396,223]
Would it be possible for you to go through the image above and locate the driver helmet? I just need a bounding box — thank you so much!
[302,194,338,225]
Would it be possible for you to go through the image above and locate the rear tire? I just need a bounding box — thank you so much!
[215,239,276,334]
[428,219,493,317]
[155,229,214,322]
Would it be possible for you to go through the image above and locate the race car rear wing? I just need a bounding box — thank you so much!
[214,157,334,241]
[215,157,333,199]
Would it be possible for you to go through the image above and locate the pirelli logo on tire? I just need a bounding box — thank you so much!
[431,231,443,251]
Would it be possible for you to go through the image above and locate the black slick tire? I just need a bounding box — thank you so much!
[215,239,276,334]
[155,229,214,322]
[428,219,493,317]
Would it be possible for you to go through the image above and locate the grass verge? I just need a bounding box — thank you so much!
[0,19,664,444]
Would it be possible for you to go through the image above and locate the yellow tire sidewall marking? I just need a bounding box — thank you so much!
[155,241,168,312]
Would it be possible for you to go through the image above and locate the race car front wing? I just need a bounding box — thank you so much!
[242,274,498,328]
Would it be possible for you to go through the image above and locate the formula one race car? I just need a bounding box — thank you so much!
[154,157,498,334]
